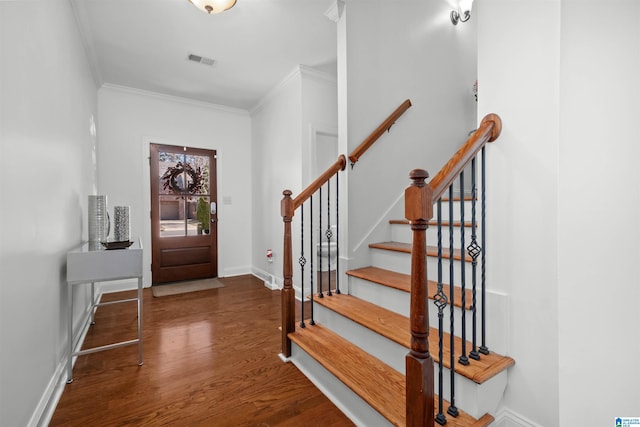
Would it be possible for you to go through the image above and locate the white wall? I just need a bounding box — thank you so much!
[478,1,560,425]
[301,66,339,185]
[338,0,478,267]
[251,69,302,285]
[97,85,252,285]
[557,1,640,425]
[479,1,640,426]
[251,66,337,287]
[0,1,98,425]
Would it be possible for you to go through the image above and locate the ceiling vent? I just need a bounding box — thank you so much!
[187,53,215,66]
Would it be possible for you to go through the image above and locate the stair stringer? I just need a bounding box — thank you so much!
[313,301,508,420]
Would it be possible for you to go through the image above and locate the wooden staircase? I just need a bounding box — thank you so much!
[280,112,508,426]
[288,212,514,426]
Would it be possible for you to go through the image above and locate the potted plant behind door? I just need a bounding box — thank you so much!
[196,197,210,235]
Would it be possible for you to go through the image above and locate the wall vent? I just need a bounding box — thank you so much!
[187,53,215,66]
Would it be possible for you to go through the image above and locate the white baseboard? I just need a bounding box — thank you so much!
[493,408,545,427]
[30,287,105,427]
[222,265,252,277]
[27,358,67,427]
[252,267,281,290]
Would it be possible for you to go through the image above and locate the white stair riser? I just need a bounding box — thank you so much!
[437,369,509,420]
[348,276,509,356]
[391,223,481,247]
[349,275,477,338]
[370,247,478,281]
[312,303,507,419]
[434,200,479,223]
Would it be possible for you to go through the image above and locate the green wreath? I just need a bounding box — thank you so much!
[161,161,204,194]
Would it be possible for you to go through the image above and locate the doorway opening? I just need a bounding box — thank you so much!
[149,144,218,284]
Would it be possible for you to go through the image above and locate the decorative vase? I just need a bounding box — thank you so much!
[88,195,110,242]
[113,206,130,242]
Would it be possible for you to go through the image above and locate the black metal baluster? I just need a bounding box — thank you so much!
[326,179,332,296]
[299,203,307,328]
[458,172,469,366]
[309,195,315,325]
[434,198,448,426]
[468,157,481,360]
[318,187,323,298]
[335,173,341,294]
[448,185,458,417]
[480,147,489,355]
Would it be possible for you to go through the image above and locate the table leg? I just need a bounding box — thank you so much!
[137,277,143,366]
[90,282,96,325]
[66,284,74,383]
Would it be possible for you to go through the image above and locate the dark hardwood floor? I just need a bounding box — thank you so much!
[50,275,354,426]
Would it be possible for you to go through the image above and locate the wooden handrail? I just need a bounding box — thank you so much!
[280,154,347,358]
[293,155,347,211]
[427,113,502,201]
[404,113,502,426]
[348,99,412,166]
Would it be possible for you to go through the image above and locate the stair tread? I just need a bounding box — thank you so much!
[347,266,473,310]
[390,219,475,228]
[290,323,493,427]
[370,241,473,262]
[441,195,475,202]
[314,293,514,384]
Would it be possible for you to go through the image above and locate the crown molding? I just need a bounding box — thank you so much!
[100,83,250,116]
[250,65,336,114]
[324,0,345,23]
[299,64,338,85]
[249,66,301,114]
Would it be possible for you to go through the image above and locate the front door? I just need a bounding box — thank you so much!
[150,144,218,284]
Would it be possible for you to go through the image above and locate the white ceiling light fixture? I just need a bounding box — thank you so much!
[188,0,236,15]
[451,0,473,25]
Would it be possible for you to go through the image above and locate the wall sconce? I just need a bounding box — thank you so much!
[451,0,473,25]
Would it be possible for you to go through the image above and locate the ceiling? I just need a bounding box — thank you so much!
[71,0,338,110]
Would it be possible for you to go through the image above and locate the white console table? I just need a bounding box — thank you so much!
[66,238,143,383]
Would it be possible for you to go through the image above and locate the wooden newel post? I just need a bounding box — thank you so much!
[404,169,435,427]
[281,190,295,358]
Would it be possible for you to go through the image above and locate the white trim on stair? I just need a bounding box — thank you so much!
[352,189,405,253]
[290,342,393,427]
[493,408,545,427]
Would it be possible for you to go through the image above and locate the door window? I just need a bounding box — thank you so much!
[157,151,211,237]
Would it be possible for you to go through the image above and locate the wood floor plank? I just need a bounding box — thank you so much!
[346,266,473,310]
[50,275,354,427]
[314,293,514,384]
